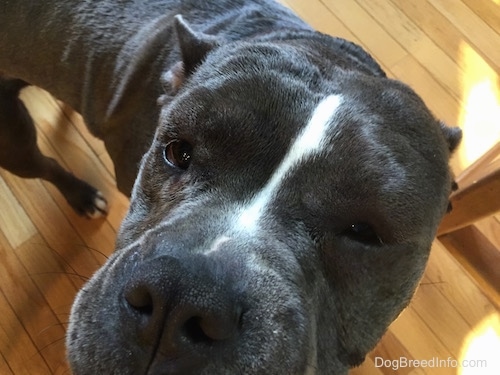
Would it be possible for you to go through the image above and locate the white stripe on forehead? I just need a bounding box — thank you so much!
[237,94,342,231]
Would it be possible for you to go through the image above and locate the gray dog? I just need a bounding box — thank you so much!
[0,0,461,374]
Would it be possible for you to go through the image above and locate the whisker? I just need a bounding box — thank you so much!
[32,242,81,276]
[37,321,69,337]
[419,280,446,286]
[30,336,66,362]
[30,271,89,282]
[74,243,111,261]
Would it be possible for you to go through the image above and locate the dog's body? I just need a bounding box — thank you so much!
[0,0,461,374]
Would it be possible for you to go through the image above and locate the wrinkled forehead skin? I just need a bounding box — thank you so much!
[115,42,452,372]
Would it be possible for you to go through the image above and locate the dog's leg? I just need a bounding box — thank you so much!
[0,77,107,218]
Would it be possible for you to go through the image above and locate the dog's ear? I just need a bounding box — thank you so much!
[174,15,218,73]
[161,15,219,94]
[439,121,462,153]
[447,179,459,213]
[439,121,462,213]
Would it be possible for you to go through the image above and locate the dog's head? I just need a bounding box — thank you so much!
[67,17,461,374]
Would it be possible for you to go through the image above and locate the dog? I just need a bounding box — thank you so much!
[0,0,462,374]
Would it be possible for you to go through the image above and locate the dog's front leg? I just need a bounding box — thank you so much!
[0,76,108,218]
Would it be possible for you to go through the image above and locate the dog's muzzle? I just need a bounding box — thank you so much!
[67,229,315,375]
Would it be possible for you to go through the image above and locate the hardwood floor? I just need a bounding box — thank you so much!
[1,0,499,374]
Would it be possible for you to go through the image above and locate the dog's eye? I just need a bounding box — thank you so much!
[163,140,192,170]
[342,222,382,245]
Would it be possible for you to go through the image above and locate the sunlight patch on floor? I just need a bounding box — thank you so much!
[458,42,500,170]
[459,313,500,375]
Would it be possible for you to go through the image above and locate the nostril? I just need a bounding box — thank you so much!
[124,284,154,316]
[182,307,243,343]
[183,317,215,344]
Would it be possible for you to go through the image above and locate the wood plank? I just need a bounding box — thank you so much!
[282,0,359,41]
[0,171,97,284]
[350,356,385,375]
[356,0,425,52]
[367,330,415,375]
[14,234,80,315]
[320,0,408,68]
[0,353,13,375]
[36,129,120,261]
[281,0,392,74]
[408,369,427,375]
[0,231,68,373]
[462,0,500,37]
[389,306,456,375]
[0,290,51,375]
[429,0,500,71]
[390,0,470,63]
[475,216,500,254]
[58,101,118,180]
[439,227,500,300]
[426,240,500,322]
[0,176,37,248]
[355,0,464,103]
[412,277,472,359]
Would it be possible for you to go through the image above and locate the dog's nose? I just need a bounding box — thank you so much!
[122,255,242,368]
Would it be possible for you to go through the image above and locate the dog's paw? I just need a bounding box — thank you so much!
[85,190,109,219]
[62,179,109,219]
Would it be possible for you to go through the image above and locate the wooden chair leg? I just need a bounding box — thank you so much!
[437,143,500,296]
[437,142,500,237]
[454,142,500,188]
